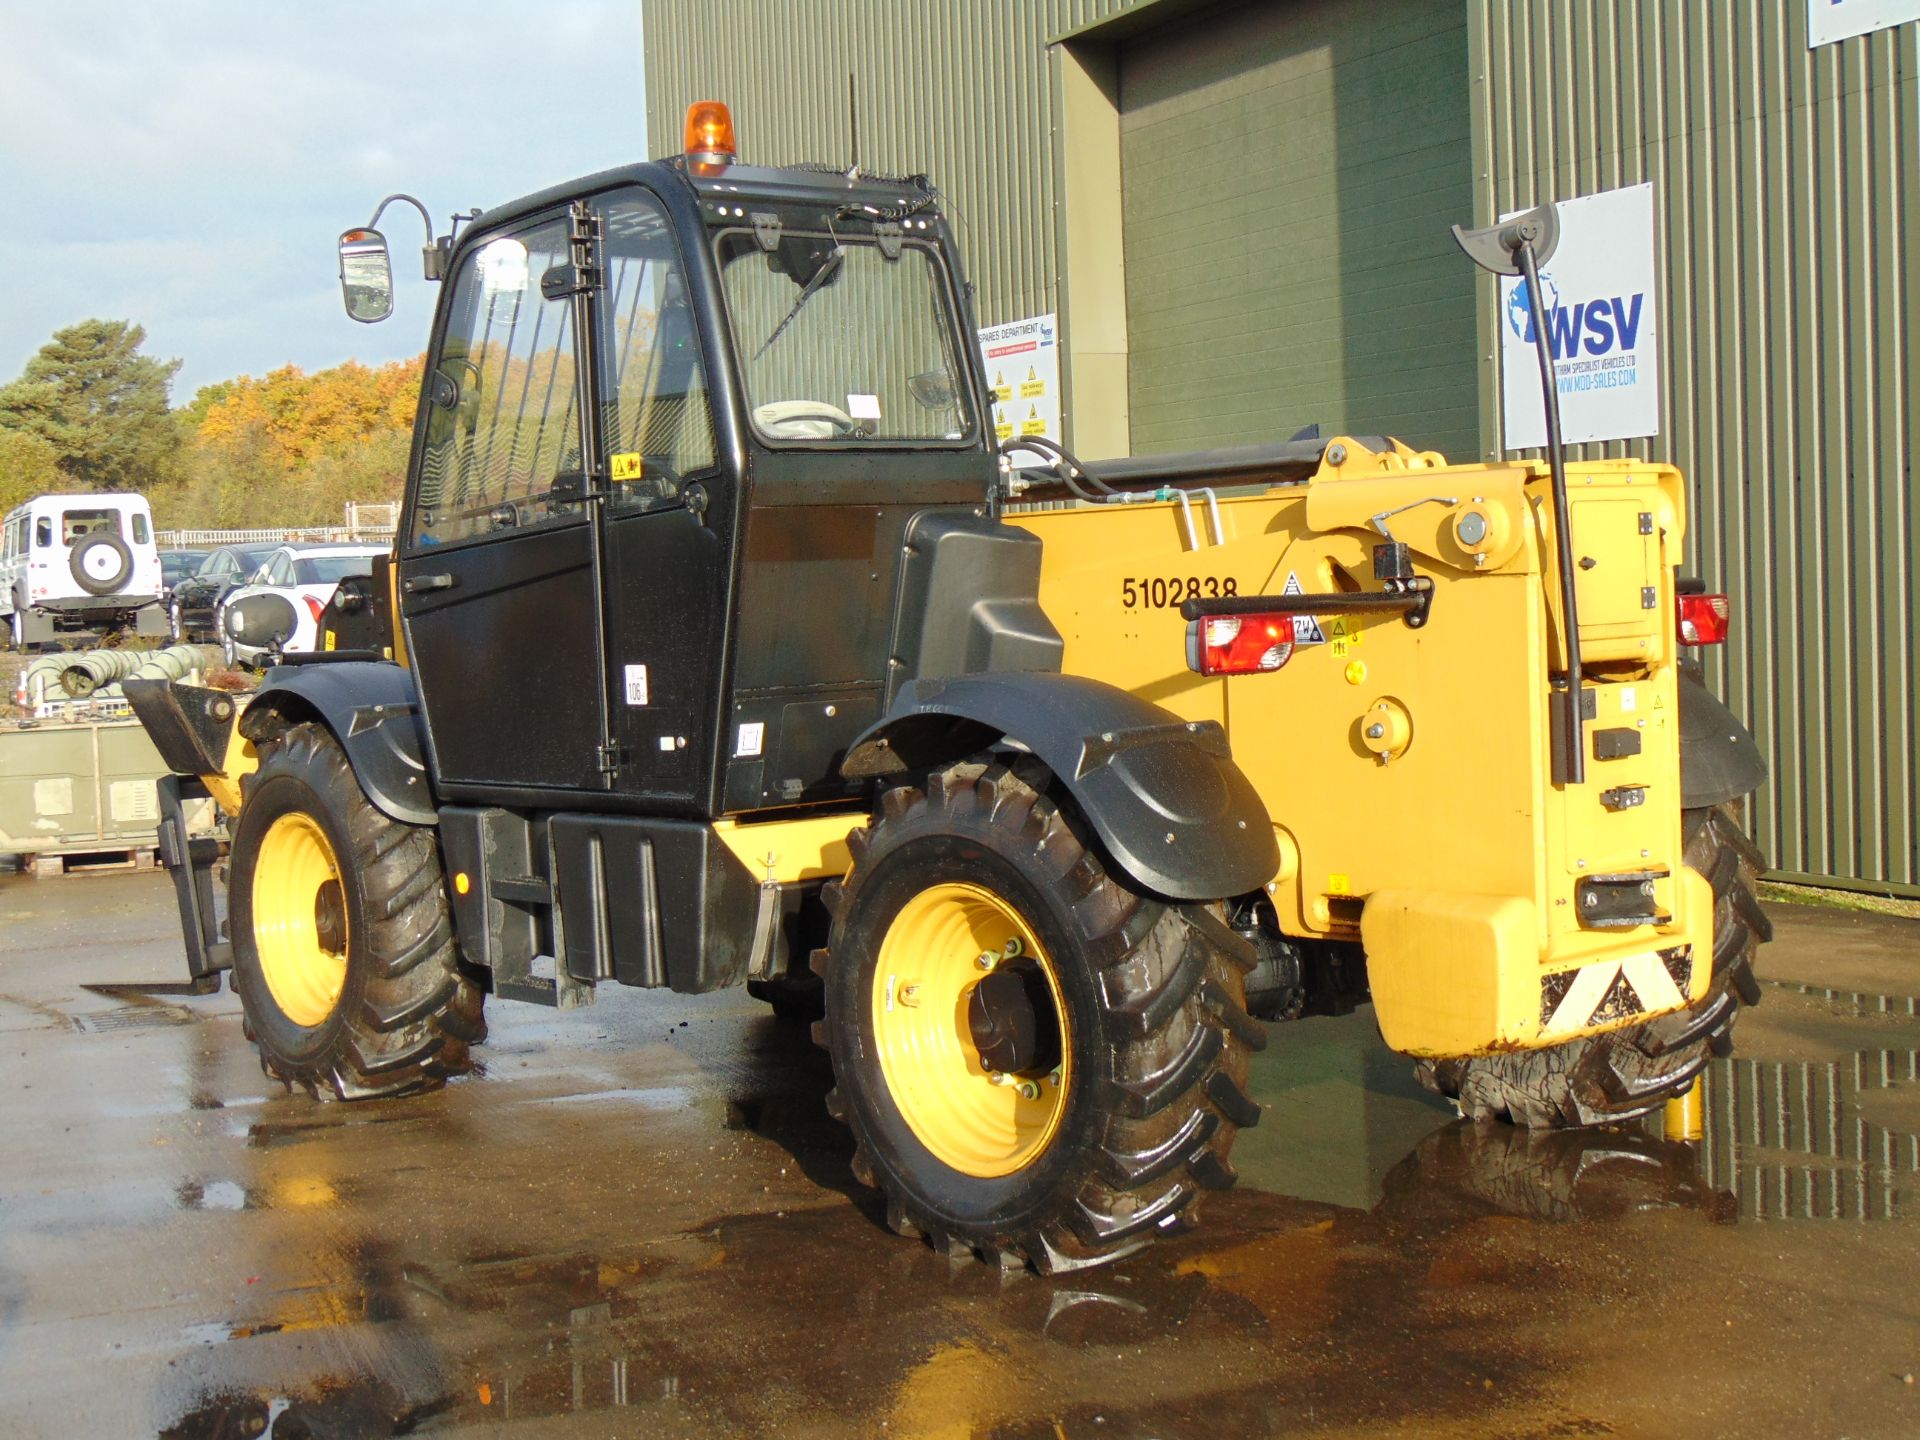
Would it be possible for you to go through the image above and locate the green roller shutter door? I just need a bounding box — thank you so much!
[1119,0,1478,458]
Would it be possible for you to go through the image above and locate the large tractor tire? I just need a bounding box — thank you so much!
[1417,801,1771,1129]
[813,757,1264,1273]
[229,721,485,1100]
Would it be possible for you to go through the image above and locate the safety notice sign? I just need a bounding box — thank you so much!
[979,313,1060,459]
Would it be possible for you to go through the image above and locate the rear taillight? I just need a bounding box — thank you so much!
[1677,592,1729,645]
[1185,614,1296,676]
[303,594,328,623]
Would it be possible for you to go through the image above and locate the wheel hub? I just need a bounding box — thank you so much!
[871,882,1071,1178]
[966,960,1062,1078]
[252,811,349,1029]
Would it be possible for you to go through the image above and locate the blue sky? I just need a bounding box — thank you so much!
[0,1,647,401]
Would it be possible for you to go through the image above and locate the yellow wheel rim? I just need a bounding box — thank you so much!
[253,811,349,1028]
[872,882,1071,1179]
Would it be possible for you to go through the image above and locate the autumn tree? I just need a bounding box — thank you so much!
[158,356,421,529]
[0,319,182,491]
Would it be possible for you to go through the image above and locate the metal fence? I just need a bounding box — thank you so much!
[155,525,394,548]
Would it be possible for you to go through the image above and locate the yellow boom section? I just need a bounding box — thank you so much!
[1008,437,1710,1058]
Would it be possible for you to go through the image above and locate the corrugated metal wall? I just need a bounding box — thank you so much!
[1117,0,1478,456]
[643,0,1151,331]
[1471,1,1920,894]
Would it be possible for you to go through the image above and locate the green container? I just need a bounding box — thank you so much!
[0,718,216,856]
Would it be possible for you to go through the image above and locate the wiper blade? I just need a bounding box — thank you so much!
[755,247,844,360]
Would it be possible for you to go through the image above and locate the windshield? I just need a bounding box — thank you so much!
[161,552,205,581]
[715,225,974,445]
[294,555,380,585]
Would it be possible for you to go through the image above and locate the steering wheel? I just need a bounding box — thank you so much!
[754,400,864,439]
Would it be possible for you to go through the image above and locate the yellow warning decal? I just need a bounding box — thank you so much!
[1327,873,1351,895]
[610,452,643,482]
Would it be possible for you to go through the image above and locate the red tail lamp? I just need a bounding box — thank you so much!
[1185,614,1296,676]
[1677,592,1729,646]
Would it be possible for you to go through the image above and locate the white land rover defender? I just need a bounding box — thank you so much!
[1,493,167,648]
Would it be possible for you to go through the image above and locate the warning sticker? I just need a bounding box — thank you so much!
[610,452,643,482]
[735,721,765,758]
[1327,615,1362,658]
[1282,571,1326,645]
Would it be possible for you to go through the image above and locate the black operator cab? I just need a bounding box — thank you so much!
[359,102,996,823]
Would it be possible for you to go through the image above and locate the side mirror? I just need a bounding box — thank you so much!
[338,227,395,323]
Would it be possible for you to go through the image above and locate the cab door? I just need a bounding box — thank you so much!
[398,188,725,802]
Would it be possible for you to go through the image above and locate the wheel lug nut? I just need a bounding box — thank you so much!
[1001,936,1023,959]
[975,951,997,971]
[1015,1079,1040,1101]
[897,982,920,1007]
[987,1070,1010,1086]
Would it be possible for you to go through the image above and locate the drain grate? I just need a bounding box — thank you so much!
[72,1004,197,1033]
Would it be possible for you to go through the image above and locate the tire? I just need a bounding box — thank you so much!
[813,757,1264,1273]
[70,532,132,596]
[747,973,826,1024]
[229,720,484,1099]
[1417,800,1771,1128]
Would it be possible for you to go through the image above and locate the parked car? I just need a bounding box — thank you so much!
[0,493,166,648]
[167,543,279,643]
[158,548,209,600]
[219,543,390,667]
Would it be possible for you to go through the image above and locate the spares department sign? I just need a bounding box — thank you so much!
[1500,182,1660,451]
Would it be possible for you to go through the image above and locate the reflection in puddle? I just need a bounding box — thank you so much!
[1765,978,1920,1017]
[177,1180,254,1212]
[1697,1050,1920,1221]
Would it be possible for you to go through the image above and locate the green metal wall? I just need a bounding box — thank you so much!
[646,0,1919,892]
[1470,0,1920,894]
[643,0,1154,332]
[1116,0,1477,455]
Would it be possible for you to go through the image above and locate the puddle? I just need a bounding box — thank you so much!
[177,1180,256,1212]
[161,1378,448,1438]
[527,1085,693,1111]
[1694,1049,1920,1221]
[175,1173,345,1213]
[1764,978,1920,1017]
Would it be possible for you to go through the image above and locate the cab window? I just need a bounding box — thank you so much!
[715,221,975,446]
[599,190,717,514]
[131,513,150,545]
[412,212,583,547]
[34,517,52,547]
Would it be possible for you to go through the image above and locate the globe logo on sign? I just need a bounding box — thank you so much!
[1506,272,1560,342]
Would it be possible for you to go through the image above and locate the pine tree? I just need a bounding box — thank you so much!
[0,319,183,491]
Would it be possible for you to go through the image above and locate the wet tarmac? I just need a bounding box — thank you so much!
[2,871,1917,1438]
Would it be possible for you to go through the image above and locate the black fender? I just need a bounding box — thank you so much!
[842,672,1278,901]
[1678,668,1767,811]
[242,660,436,826]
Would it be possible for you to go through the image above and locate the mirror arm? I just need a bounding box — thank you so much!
[367,193,446,281]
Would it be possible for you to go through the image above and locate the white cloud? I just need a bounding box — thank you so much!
[0,0,646,394]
